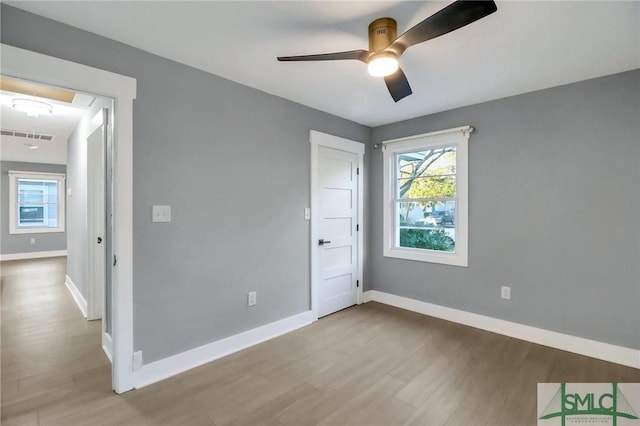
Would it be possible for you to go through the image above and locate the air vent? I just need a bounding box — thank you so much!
[0,128,55,141]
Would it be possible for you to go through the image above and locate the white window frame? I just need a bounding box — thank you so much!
[9,170,66,234]
[382,126,470,267]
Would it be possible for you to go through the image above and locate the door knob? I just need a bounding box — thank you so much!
[318,239,331,245]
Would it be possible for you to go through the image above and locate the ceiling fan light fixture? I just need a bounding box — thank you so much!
[12,98,53,118]
[367,53,399,77]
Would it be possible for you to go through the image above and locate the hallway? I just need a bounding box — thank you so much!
[1,257,112,425]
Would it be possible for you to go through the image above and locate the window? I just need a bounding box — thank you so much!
[9,171,66,234]
[383,126,470,266]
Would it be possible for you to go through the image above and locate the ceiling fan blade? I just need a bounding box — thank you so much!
[389,0,497,56]
[384,68,412,102]
[277,50,369,63]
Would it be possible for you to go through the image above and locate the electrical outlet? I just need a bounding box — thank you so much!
[30,238,36,244]
[501,286,511,300]
[132,351,143,370]
[248,291,257,306]
[152,205,171,222]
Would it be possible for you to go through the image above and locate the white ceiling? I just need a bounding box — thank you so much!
[0,91,89,165]
[7,1,640,127]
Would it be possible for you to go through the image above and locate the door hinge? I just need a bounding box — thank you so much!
[357,280,360,288]
[356,167,360,176]
[356,224,359,232]
[113,255,117,267]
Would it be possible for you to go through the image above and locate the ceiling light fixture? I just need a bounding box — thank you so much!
[367,53,399,77]
[12,98,53,117]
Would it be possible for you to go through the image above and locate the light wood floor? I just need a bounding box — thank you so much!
[2,258,638,426]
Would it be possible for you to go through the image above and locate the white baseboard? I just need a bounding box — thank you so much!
[132,310,317,388]
[363,290,640,369]
[0,250,67,261]
[102,332,113,364]
[64,275,87,318]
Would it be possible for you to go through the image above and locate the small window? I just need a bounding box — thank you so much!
[383,126,470,266]
[9,171,66,234]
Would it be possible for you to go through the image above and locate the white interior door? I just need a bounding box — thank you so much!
[317,146,359,317]
[87,109,106,323]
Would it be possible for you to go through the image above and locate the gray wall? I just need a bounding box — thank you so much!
[369,70,640,350]
[0,161,67,255]
[1,5,369,363]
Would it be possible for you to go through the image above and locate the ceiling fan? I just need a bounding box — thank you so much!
[277,0,497,102]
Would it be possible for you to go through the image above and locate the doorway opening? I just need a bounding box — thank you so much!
[1,73,115,378]
[2,42,136,393]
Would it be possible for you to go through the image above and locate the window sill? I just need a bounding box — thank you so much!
[10,228,65,235]
[384,247,468,267]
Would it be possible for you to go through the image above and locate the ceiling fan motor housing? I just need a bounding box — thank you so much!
[368,17,397,52]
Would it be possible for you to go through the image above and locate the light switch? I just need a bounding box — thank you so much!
[152,205,171,222]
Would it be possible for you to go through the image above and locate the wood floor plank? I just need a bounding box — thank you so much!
[0,411,39,426]
[224,382,320,426]
[318,375,410,426]
[2,258,639,426]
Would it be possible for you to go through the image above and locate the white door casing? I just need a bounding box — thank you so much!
[310,131,364,318]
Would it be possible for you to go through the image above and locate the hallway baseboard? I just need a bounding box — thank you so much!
[0,250,67,262]
[65,275,87,318]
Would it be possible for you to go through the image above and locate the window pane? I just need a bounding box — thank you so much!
[397,147,456,198]
[398,175,456,199]
[19,188,45,204]
[19,206,45,225]
[397,201,456,252]
[18,205,58,228]
[47,204,58,227]
[17,179,58,204]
